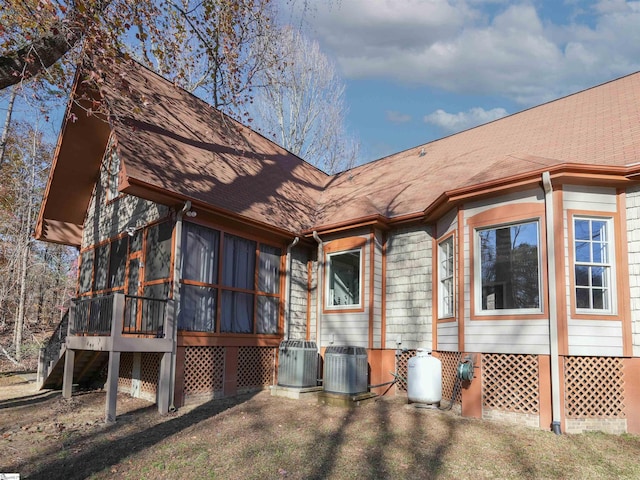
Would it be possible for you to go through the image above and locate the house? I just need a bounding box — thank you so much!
[36,57,640,434]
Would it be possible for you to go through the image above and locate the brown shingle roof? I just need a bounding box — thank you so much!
[37,60,640,245]
[316,71,640,227]
[101,59,329,233]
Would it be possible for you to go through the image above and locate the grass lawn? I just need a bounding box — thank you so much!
[2,377,640,479]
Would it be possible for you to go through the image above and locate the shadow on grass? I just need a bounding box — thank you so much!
[0,390,60,409]
[23,391,259,480]
[303,400,459,479]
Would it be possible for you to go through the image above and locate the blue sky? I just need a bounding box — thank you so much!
[295,0,640,163]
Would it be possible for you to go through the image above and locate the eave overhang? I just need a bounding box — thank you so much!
[123,176,298,242]
[424,163,637,223]
[35,77,111,247]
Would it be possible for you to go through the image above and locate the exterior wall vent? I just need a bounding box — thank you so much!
[277,340,318,388]
[323,345,368,395]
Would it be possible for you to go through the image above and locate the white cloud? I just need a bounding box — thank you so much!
[424,107,508,133]
[386,110,412,123]
[305,0,640,105]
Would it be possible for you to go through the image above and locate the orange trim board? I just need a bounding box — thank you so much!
[552,186,568,356]
[457,208,464,351]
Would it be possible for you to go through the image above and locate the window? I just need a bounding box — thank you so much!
[78,250,94,294]
[93,243,110,291]
[476,220,541,313]
[573,217,613,312]
[221,234,256,333]
[177,222,282,334]
[108,237,128,290]
[326,249,361,308]
[145,221,173,282]
[438,236,454,318]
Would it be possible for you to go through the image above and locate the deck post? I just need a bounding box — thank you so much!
[62,348,75,398]
[158,351,172,414]
[105,350,121,423]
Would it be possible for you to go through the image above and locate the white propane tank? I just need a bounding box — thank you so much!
[407,349,442,405]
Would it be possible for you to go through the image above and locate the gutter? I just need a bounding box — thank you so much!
[284,236,300,340]
[169,200,191,411]
[312,231,323,352]
[542,172,562,434]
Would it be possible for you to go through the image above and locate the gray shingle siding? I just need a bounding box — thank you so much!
[626,186,640,356]
[384,226,433,350]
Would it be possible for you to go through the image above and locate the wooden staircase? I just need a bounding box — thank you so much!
[41,347,109,389]
[38,310,109,390]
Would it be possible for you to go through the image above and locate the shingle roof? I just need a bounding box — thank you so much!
[37,60,640,245]
[315,71,640,227]
[100,59,329,233]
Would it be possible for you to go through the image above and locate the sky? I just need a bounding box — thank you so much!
[291,0,640,164]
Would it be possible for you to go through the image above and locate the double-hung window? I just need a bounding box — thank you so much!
[438,236,455,319]
[476,220,541,314]
[573,216,613,313]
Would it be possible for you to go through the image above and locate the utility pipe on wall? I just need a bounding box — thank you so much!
[284,237,300,340]
[312,231,323,352]
[169,200,191,411]
[542,172,562,435]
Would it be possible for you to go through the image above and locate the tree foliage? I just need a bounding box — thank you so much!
[0,0,277,113]
[0,121,76,364]
[250,26,358,173]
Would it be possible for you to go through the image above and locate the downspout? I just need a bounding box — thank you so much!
[169,200,191,411]
[285,237,300,340]
[312,231,323,352]
[542,172,562,435]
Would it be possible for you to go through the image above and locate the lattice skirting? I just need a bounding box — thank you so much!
[182,345,278,403]
[395,350,416,392]
[483,353,539,415]
[117,352,134,392]
[140,353,160,397]
[184,346,225,400]
[564,356,625,419]
[438,351,462,405]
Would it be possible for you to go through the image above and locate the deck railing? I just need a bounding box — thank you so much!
[71,293,168,337]
[72,295,114,335]
[124,295,167,336]
[38,309,70,385]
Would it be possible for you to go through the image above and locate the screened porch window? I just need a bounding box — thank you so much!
[326,249,361,308]
[178,222,282,334]
[476,220,541,314]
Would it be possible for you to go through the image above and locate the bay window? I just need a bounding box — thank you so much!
[476,220,541,314]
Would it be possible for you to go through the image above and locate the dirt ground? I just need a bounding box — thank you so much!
[2,372,640,480]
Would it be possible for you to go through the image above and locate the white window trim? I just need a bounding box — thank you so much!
[474,218,543,316]
[325,248,363,310]
[572,215,616,315]
[438,236,455,319]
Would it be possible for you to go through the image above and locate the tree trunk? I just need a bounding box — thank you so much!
[13,127,38,360]
[0,85,17,168]
[14,240,29,361]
